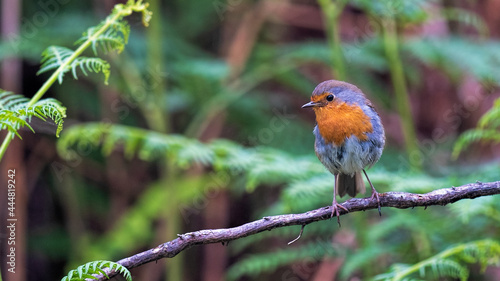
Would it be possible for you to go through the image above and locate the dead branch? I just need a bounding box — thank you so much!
[96,180,500,280]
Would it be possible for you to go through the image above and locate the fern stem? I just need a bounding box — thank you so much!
[28,11,126,108]
[392,240,493,281]
[318,0,347,81]
[380,17,421,171]
[0,133,13,162]
[145,0,167,134]
[0,1,148,162]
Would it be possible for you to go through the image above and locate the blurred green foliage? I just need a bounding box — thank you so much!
[1,0,500,280]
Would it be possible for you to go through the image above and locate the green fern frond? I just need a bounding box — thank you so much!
[406,38,500,83]
[36,0,151,85]
[0,111,33,139]
[61,260,131,281]
[0,0,151,161]
[244,151,323,192]
[452,97,500,158]
[424,258,468,281]
[37,46,74,84]
[210,141,325,192]
[442,8,489,37]
[77,20,130,55]
[0,90,66,138]
[478,97,500,129]
[70,57,111,84]
[57,123,215,167]
[448,196,500,224]
[37,46,111,84]
[452,129,500,158]
[29,98,67,137]
[351,0,428,23]
[77,0,152,55]
[227,240,338,281]
[115,0,152,27]
[285,174,332,199]
[375,240,500,281]
[58,123,329,190]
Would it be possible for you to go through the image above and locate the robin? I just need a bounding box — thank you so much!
[302,80,385,226]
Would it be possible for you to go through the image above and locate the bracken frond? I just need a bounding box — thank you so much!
[57,123,327,189]
[0,90,66,138]
[374,240,500,281]
[37,46,75,84]
[227,240,338,281]
[452,128,500,158]
[37,46,111,85]
[61,260,131,281]
[77,20,130,55]
[70,57,111,84]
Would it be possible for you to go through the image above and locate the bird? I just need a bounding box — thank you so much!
[302,80,385,226]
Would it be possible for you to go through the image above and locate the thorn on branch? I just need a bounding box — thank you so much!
[288,224,306,245]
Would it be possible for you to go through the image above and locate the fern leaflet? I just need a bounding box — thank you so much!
[227,240,338,281]
[77,20,130,55]
[37,46,74,84]
[60,260,131,281]
[71,57,111,84]
[37,46,111,84]
[453,97,500,158]
[0,90,66,138]
[374,240,500,281]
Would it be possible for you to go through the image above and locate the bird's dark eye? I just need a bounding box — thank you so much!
[326,94,334,101]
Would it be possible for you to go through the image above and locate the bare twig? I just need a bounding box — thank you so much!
[96,180,500,280]
[288,224,306,245]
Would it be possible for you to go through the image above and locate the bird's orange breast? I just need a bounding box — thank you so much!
[314,101,373,146]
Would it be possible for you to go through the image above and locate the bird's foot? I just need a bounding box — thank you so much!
[370,191,382,216]
[363,169,382,216]
[331,203,349,227]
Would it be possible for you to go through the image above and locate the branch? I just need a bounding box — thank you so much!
[97,180,500,280]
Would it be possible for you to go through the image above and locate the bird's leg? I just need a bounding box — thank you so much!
[363,169,381,216]
[332,174,349,227]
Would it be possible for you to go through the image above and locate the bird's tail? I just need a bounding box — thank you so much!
[336,172,366,198]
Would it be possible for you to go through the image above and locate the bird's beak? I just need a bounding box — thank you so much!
[302,101,320,108]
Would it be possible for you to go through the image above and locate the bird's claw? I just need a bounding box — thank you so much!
[331,203,349,227]
[370,191,382,216]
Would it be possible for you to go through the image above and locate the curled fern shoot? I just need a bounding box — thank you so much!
[60,260,131,281]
